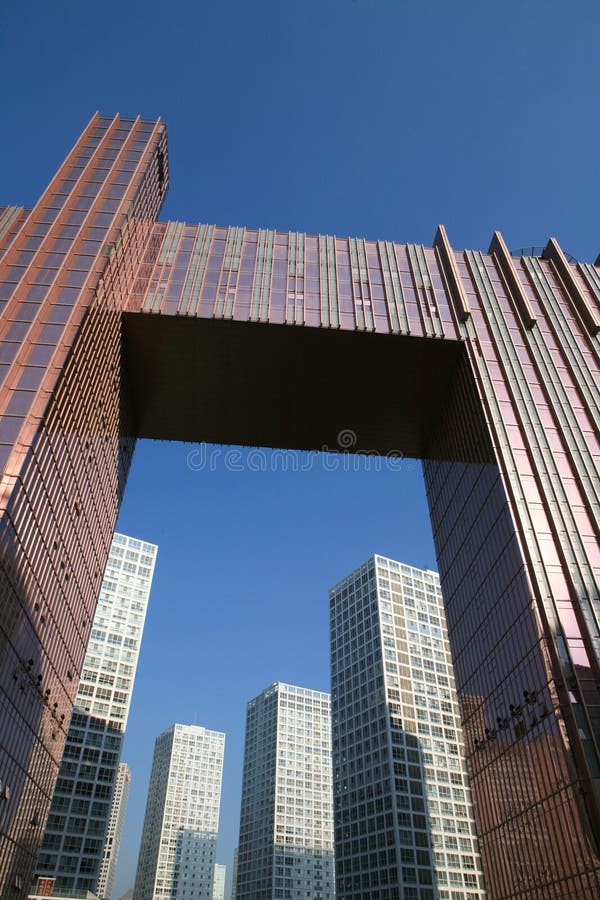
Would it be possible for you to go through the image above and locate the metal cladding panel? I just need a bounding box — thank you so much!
[122,220,464,340]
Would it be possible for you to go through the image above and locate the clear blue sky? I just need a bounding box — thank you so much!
[2,1,600,897]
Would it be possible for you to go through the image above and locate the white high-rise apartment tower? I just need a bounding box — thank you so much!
[330,556,485,898]
[212,863,226,900]
[97,762,131,899]
[33,533,157,897]
[235,682,335,900]
[134,724,225,900]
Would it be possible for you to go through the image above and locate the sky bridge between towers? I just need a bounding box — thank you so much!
[1,114,599,899]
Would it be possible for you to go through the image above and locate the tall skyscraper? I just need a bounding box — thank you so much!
[1,115,599,896]
[212,863,225,900]
[134,724,225,900]
[97,762,131,900]
[330,556,485,898]
[236,682,335,900]
[32,533,156,897]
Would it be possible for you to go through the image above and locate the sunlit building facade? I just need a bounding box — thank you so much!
[0,116,168,896]
[236,683,335,899]
[32,533,156,896]
[330,556,485,898]
[134,724,225,900]
[212,863,225,900]
[0,114,599,897]
[96,762,131,900]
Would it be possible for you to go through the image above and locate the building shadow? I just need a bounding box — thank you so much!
[171,827,218,900]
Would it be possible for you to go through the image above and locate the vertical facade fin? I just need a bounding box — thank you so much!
[377,241,398,333]
[349,238,365,330]
[433,225,471,323]
[250,229,274,322]
[318,236,330,328]
[488,231,537,328]
[179,224,214,316]
[577,262,600,314]
[543,237,600,336]
[407,244,434,335]
[0,207,25,247]
[327,235,339,328]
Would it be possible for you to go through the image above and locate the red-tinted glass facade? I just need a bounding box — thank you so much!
[423,234,600,898]
[0,114,168,895]
[0,118,599,898]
